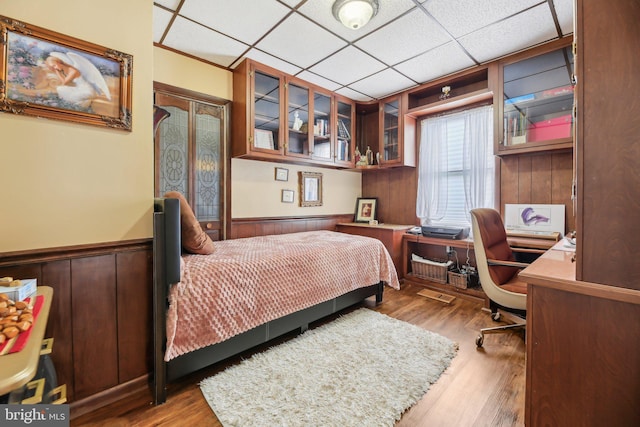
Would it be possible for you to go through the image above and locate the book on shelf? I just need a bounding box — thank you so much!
[337,139,350,161]
[314,119,328,136]
[505,93,535,105]
[541,85,574,98]
[337,119,351,139]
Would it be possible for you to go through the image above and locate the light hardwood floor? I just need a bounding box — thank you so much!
[71,283,526,426]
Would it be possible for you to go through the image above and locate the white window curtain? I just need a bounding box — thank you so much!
[416,105,495,228]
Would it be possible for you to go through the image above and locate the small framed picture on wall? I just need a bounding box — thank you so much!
[281,189,294,203]
[275,167,289,181]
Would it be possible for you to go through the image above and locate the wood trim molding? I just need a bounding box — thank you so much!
[70,375,149,420]
[0,239,151,267]
[231,214,354,239]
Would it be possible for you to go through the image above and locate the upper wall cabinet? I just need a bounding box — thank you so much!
[355,94,415,169]
[233,60,284,161]
[334,94,355,167]
[232,59,354,168]
[497,38,574,155]
[380,96,403,166]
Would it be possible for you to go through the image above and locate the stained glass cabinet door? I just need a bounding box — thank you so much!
[155,91,227,241]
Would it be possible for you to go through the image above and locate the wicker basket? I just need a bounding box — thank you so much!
[411,258,449,284]
[447,270,480,289]
[448,271,469,289]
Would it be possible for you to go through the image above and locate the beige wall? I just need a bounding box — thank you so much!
[231,159,361,218]
[153,48,232,100]
[0,0,154,253]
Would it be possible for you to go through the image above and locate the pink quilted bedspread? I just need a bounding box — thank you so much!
[165,230,399,361]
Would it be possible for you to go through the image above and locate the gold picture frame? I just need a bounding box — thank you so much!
[0,15,133,130]
[299,171,322,207]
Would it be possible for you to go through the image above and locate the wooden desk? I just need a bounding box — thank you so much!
[506,235,558,251]
[401,234,486,303]
[336,223,412,279]
[520,249,640,426]
[0,286,53,395]
[400,233,555,305]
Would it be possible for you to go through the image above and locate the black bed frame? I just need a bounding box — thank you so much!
[152,198,384,404]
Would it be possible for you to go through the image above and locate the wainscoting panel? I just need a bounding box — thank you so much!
[116,249,153,383]
[71,255,119,400]
[0,240,152,405]
[41,260,74,401]
[231,214,354,239]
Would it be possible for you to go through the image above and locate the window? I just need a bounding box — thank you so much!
[416,105,495,229]
[154,85,229,241]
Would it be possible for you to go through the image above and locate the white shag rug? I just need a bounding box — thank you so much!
[200,308,458,427]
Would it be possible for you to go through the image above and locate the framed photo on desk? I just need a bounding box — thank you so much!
[354,197,377,223]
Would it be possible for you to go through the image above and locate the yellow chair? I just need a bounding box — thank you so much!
[470,208,542,347]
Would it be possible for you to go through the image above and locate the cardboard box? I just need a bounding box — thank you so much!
[0,278,37,301]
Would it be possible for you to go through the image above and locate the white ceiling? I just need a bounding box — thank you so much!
[153,0,573,102]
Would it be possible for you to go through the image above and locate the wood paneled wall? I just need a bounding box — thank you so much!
[230,214,354,238]
[361,167,419,226]
[500,151,575,233]
[576,0,640,289]
[0,241,152,405]
[362,151,574,233]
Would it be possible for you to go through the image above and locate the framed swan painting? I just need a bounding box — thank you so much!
[0,15,133,131]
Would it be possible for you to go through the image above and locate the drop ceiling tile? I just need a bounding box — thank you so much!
[297,0,416,42]
[256,13,347,69]
[309,46,386,86]
[280,0,304,7]
[348,68,416,99]
[394,41,476,84]
[232,49,302,76]
[553,0,575,36]
[153,6,173,43]
[356,8,451,66]
[180,0,291,45]
[424,0,540,38]
[295,71,342,92]
[155,0,181,11]
[335,87,374,103]
[459,5,559,63]
[163,16,249,67]
[154,0,573,101]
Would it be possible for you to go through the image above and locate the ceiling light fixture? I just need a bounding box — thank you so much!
[332,0,379,30]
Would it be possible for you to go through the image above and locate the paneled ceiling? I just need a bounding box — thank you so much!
[153,0,573,102]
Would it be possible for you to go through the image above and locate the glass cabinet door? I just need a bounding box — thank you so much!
[194,103,223,225]
[501,45,574,151]
[286,82,310,157]
[312,91,332,161]
[336,99,353,164]
[253,70,281,152]
[155,91,226,241]
[382,98,400,163]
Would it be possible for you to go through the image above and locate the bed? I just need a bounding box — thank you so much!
[152,197,400,404]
